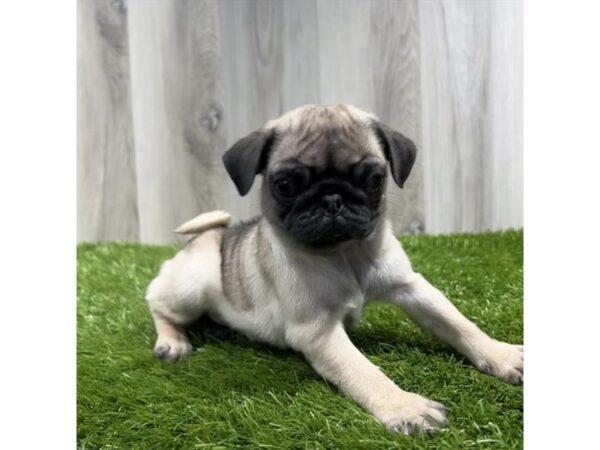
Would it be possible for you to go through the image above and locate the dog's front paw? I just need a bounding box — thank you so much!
[472,339,523,384]
[376,392,448,435]
[154,336,193,363]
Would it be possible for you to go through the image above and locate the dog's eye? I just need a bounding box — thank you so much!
[274,178,298,198]
[365,173,385,193]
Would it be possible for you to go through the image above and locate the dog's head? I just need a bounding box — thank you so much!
[223,104,417,246]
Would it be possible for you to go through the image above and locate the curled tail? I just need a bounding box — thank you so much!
[174,210,231,235]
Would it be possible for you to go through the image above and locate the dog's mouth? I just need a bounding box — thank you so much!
[283,205,376,246]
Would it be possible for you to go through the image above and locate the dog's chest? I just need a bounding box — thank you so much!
[291,251,369,320]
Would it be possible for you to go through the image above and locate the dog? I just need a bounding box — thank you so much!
[146,104,523,435]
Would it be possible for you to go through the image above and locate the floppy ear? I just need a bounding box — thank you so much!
[222,129,275,196]
[373,123,417,188]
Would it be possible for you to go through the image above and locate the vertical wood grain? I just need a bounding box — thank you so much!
[419,0,523,234]
[218,0,321,221]
[77,0,523,242]
[486,0,523,232]
[315,0,424,235]
[218,0,284,220]
[369,0,424,234]
[280,0,321,109]
[316,0,374,108]
[77,0,138,242]
[127,0,226,244]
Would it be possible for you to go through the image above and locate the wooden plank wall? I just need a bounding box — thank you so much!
[77,0,139,242]
[420,0,523,233]
[77,0,523,243]
[218,0,319,221]
[127,0,227,244]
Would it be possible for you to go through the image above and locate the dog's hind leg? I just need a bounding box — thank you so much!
[146,228,224,363]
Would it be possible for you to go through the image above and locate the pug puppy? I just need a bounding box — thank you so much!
[146,104,523,435]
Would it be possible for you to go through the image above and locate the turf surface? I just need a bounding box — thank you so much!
[77,230,523,449]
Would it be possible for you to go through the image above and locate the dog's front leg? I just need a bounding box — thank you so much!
[286,322,447,434]
[387,273,523,384]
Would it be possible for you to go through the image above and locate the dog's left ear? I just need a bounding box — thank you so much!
[222,128,275,196]
[373,123,417,188]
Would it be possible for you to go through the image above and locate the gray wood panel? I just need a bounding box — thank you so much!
[218,0,321,222]
[77,0,139,242]
[316,0,374,108]
[127,0,226,244]
[419,0,523,234]
[315,0,424,235]
[369,0,424,235]
[77,0,523,242]
[219,0,424,235]
[485,0,523,232]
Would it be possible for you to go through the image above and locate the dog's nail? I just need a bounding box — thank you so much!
[429,400,446,411]
[154,344,170,359]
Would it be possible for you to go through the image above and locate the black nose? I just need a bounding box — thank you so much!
[321,194,343,215]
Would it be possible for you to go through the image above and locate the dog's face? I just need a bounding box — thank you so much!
[223,104,417,246]
[266,154,385,246]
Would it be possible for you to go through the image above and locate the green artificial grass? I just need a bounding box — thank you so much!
[77,230,523,450]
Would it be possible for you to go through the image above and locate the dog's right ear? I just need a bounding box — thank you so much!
[222,129,275,196]
[372,122,417,189]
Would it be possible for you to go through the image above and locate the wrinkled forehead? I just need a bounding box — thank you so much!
[266,105,385,173]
